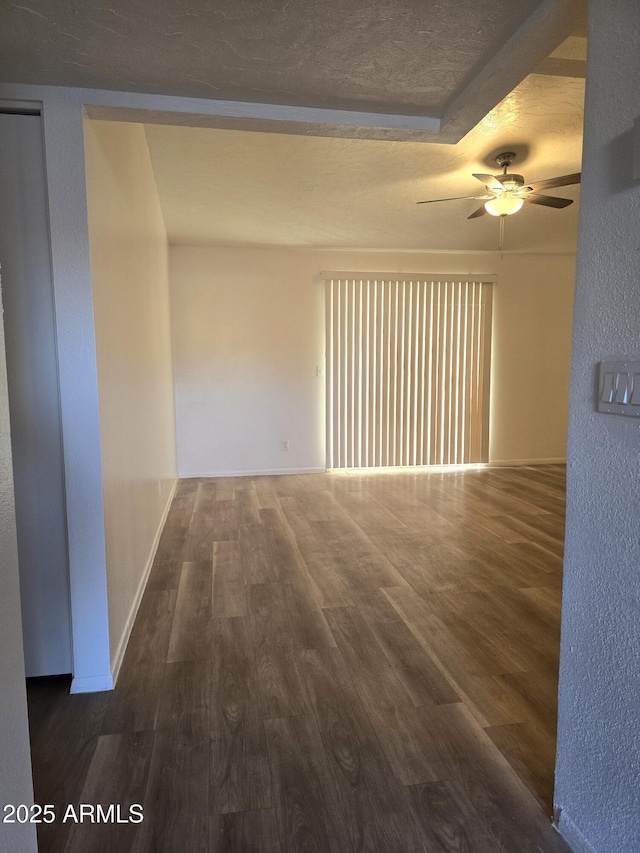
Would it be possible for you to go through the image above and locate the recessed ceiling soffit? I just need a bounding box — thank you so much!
[3,0,586,143]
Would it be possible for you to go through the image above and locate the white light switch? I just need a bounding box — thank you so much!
[601,372,615,404]
[598,361,640,416]
[614,373,629,404]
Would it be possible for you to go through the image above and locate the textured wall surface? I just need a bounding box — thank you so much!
[84,119,178,674]
[555,1,640,851]
[170,246,574,475]
[0,291,37,853]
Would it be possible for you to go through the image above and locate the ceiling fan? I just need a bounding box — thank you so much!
[416,152,581,250]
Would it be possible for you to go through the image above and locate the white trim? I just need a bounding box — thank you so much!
[554,809,597,853]
[42,97,113,687]
[488,457,566,466]
[178,466,327,478]
[108,478,179,687]
[70,673,114,694]
[0,98,42,114]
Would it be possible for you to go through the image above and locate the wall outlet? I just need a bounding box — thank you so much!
[281,439,290,451]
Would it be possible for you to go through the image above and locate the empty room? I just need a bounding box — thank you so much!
[1,1,639,853]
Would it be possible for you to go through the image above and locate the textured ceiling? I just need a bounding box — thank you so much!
[142,70,584,252]
[2,0,585,251]
[2,0,561,112]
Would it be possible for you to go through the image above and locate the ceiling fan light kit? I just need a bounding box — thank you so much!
[481,153,526,216]
[416,151,581,249]
[484,195,524,216]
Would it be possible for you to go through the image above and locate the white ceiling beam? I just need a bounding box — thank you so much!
[83,90,440,135]
[439,0,585,142]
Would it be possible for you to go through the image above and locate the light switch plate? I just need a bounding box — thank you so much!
[598,360,640,416]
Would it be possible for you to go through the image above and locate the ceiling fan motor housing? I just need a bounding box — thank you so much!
[494,153,525,191]
[497,173,525,189]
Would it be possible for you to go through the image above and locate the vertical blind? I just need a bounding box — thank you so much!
[325,275,493,469]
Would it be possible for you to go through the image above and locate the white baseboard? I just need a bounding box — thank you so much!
[179,466,327,478]
[181,462,565,476]
[109,478,179,687]
[70,673,114,694]
[488,457,566,467]
[555,808,597,853]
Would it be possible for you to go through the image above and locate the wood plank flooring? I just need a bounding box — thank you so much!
[27,465,570,853]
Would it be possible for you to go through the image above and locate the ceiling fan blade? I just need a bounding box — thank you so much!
[468,205,488,219]
[524,194,574,209]
[416,194,492,205]
[472,173,503,192]
[527,172,581,192]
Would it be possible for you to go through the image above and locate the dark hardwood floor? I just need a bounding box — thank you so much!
[28,465,571,853]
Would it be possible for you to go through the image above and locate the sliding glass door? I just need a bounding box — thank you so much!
[325,275,493,469]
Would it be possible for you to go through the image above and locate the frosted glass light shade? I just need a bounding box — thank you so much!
[484,196,524,216]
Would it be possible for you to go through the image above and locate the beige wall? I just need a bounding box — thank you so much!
[490,253,575,464]
[170,246,326,476]
[170,246,575,474]
[84,120,178,676]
